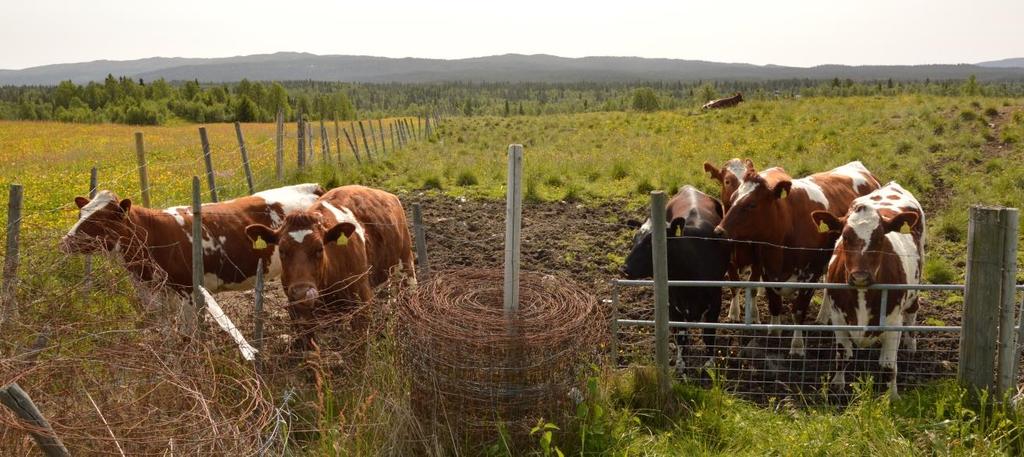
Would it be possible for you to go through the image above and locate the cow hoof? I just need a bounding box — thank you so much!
[902,336,918,354]
[789,336,806,357]
[830,372,847,391]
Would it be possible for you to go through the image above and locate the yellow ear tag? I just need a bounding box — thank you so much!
[899,222,911,234]
[675,226,682,237]
[253,236,268,250]
[337,233,348,246]
[817,221,830,233]
[780,189,788,199]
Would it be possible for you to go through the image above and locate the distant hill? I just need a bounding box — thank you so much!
[3,52,1024,85]
[976,58,1024,69]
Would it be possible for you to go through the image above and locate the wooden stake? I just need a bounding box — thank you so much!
[199,127,218,202]
[134,132,151,208]
[650,190,671,402]
[234,122,255,195]
[0,383,70,457]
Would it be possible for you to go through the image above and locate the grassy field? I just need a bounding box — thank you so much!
[2,95,1024,455]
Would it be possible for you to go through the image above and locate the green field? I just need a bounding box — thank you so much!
[2,95,1024,455]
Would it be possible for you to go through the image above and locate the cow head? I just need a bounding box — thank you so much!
[620,217,689,279]
[245,212,358,305]
[60,191,135,254]
[714,164,792,242]
[812,206,919,287]
[735,92,744,101]
[703,158,750,211]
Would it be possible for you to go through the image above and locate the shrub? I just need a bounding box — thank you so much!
[610,162,629,180]
[1002,132,1019,144]
[984,107,999,118]
[959,110,977,122]
[422,176,443,190]
[631,88,660,112]
[924,258,956,284]
[545,175,564,187]
[455,170,478,186]
[635,179,655,195]
[936,219,963,242]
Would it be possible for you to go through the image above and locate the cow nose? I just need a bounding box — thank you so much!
[848,271,871,287]
[287,285,319,303]
[618,266,630,278]
[713,226,727,237]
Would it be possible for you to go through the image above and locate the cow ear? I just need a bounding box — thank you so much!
[245,224,278,249]
[668,217,686,237]
[324,222,357,246]
[883,211,919,234]
[118,198,132,214]
[703,162,723,182]
[743,158,756,174]
[75,197,90,209]
[711,198,724,218]
[773,180,792,199]
[811,210,844,233]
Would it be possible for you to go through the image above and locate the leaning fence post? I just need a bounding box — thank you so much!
[343,129,361,164]
[0,383,70,457]
[253,258,265,375]
[412,203,429,281]
[198,127,218,202]
[650,190,671,402]
[960,206,1008,396]
[234,122,256,195]
[996,208,1019,395]
[188,176,204,336]
[134,132,151,208]
[377,119,387,155]
[358,121,373,162]
[275,109,285,181]
[368,119,380,157]
[390,121,398,152]
[1,183,23,326]
[319,118,329,164]
[83,167,98,294]
[503,145,524,317]
[333,114,343,164]
[297,114,306,169]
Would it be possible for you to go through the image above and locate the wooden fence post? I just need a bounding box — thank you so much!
[649,190,671,402]
[960,206,1010,396]
[343,129,361,164]
[234,122,255,195]
[297,114,306,169]
[349,123,361,158]
[199,127,218,202]
[425,116,432,138]
[275,109,285,181]
[187,176,204,336]
[83,167,98,294]
[389,121,397,152]
[306,121,315,163]
[333,114,342,164]
[503,145,524,317]
[358,121,373,162]
[319,118,329,164]
[1,184,23,326]
[0,383,70,457]
[996,208,1019,395]
[253,258,264,375]
[412,203,429,281]
[134,132,151,208]
[377,119,387,155]
[417,116,423,140]
[368,119,379,157]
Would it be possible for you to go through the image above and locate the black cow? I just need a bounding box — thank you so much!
[621,186,731,369]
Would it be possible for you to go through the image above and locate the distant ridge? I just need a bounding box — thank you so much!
[2,52,1024,85]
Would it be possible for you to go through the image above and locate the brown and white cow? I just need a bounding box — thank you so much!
[59,183,325,308]
[244,185,415,349]
[714,161,881,355]
[701,93,744,110]
[704,159,789,321]
[811,182,924,397]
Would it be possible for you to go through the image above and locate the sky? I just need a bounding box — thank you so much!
[2,0,1022,70]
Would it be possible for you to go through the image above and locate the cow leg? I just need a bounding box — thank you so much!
[901,294,919,354]
[668,288,688,373]
[789,289,813,357]
[815,289,832,324]
[880,310,903,398]
[766,288,783,336]
[831,329,854,391]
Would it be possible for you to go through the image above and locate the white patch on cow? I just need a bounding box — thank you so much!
[846,206,881,253]
[289,230,313,242]
[321,202,367,242]
[830,161,873,190]
[732,180,759,205]
[254,183,322,227]
[725,159,746,180]
[792,179,829,209]
[203,273,225,291]
[67,191,117,236]
[163,206,187,226]
[887,232,921,284]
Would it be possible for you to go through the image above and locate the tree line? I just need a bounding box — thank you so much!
[1,75,1022,125]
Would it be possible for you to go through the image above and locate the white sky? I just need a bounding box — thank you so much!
[2,0,1021,70]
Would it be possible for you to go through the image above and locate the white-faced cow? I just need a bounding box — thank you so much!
[703,159,790,322]
[811,182,924,397]
[60,183,325,310]
[713,161,880,355]
[621,186,731,369]
[245,185,415,349]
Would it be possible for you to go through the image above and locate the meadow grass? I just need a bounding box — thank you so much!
[2,95,1024,455]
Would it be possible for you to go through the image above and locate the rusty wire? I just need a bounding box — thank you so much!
[397,268,606,447]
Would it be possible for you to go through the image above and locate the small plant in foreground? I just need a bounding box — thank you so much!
[529,420,563,457]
